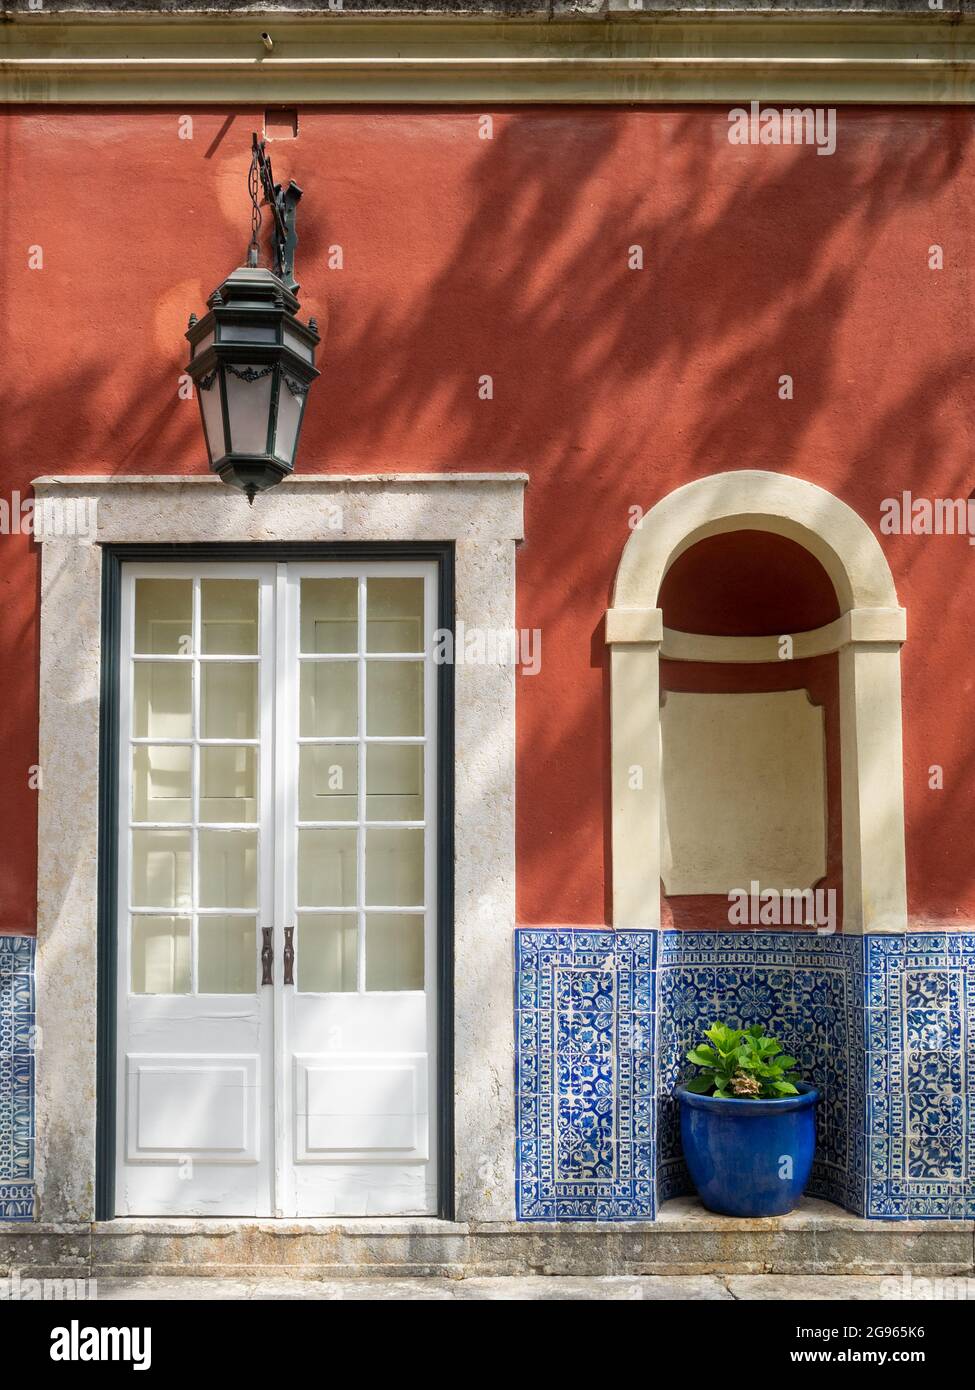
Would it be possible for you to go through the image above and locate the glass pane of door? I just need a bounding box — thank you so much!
[294,573,430,995]
[128,576,264,997]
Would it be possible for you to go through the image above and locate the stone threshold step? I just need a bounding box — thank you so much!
[4,1199,973,1279]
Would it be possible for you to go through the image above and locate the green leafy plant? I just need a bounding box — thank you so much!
[684,1022,801,1100]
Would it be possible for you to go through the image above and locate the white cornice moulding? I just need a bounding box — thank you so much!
[3,13,975,104]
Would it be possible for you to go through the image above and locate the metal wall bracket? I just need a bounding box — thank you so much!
[252,132,303,293]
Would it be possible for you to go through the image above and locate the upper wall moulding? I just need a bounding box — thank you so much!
[0,3,965,14]
[2,7,975,104]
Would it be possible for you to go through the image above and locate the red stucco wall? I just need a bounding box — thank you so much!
[3,105,974,934]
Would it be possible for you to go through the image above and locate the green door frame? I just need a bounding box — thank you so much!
[95,541,455,1222]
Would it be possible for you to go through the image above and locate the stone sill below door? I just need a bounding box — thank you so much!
[3,1199,974,1279]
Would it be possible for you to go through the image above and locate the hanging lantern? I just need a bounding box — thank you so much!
[185,134,320,502]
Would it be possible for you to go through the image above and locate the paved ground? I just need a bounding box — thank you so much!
[89,1275,911,1300]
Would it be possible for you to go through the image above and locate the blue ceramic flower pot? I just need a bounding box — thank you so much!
[677,1082,819,1217]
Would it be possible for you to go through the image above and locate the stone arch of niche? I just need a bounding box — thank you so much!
[606,470,907,934]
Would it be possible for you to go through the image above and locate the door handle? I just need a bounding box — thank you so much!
[283,926,295,986]
[261,927,273,986]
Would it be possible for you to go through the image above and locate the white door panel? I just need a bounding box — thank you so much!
[116,559,439,1217]
[126,1054,261,1162]
[294,1054,428,1162]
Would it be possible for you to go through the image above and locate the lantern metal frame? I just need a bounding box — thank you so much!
[185,265,320,501]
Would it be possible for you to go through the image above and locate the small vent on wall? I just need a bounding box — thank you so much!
[265,109,299,140]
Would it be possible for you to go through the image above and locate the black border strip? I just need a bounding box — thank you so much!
[95,549,122,1224]
[95,541,455,1223]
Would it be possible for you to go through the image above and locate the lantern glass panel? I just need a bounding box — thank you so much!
[223,324,277,344]
[283,327,314,363]
[226,366,274,454]
[192,330,214,357]
[199,378,226,459]
[273,378,304,464]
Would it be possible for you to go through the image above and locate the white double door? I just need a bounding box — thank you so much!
[115,559,438,1217]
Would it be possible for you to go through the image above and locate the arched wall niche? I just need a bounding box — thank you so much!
[657,531,843,930]
[606,471,907,935]
[658,530,841,637]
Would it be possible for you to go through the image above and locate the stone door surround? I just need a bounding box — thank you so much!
[32,473,526,1224]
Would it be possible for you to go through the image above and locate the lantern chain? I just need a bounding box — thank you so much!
[247,142,263,269]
